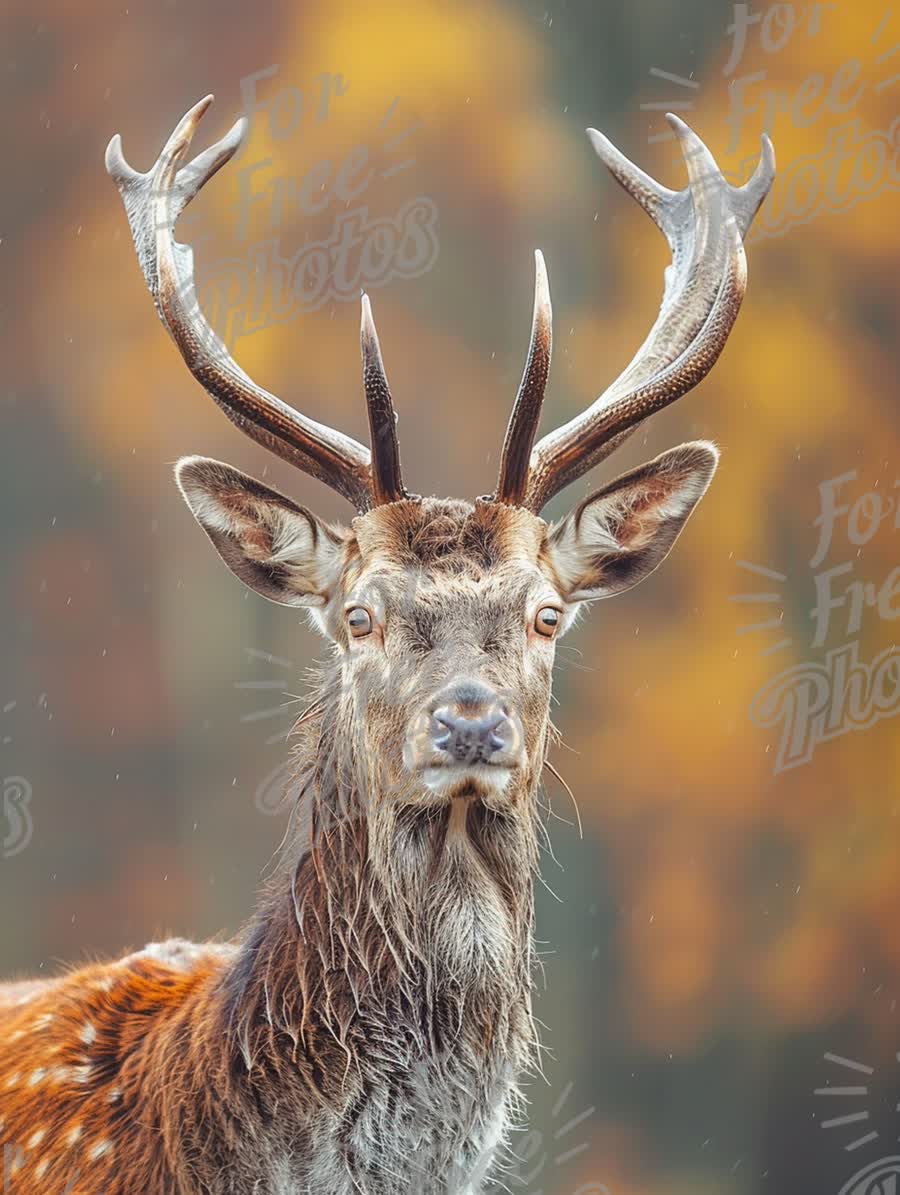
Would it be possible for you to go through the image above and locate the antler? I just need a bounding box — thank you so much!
[498,114,775,512]
[495,250,553,506]
[105,96,406,511]
[360,294,405,505]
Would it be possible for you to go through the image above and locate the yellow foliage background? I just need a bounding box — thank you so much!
[1,0,898,1191]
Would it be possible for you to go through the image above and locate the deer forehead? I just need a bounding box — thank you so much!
[347,499,550,578]
[340,501,559,629]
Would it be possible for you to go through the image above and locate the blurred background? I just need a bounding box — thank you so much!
[2,1,899,1192]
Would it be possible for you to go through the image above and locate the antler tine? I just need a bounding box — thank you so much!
[522,114,775,512]
[495,250,553,506]
[106,97,374,511]
[360,294,406,505]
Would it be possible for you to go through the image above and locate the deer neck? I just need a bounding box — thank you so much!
[218,700,542,1114]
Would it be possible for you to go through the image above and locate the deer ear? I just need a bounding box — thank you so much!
[546,442,718,603]
[175,457,348,608]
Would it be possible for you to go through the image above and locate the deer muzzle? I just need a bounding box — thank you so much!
[403,679,525,796]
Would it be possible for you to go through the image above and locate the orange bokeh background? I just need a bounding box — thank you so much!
[2,1,898,1191]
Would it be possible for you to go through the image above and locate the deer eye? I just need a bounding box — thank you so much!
[347,607,373,638]
[534,606,561,638]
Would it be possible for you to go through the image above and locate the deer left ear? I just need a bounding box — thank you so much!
[546,442,718,603]
[175,457,348,608]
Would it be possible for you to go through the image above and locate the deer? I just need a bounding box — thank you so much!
[0,95,774,1194]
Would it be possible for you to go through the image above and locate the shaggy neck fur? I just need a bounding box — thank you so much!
[186,664,542,1193]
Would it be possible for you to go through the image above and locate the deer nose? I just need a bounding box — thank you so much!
[432,708,508,763]
[430,682,510,765]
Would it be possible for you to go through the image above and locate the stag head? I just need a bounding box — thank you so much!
[106,97,774,836]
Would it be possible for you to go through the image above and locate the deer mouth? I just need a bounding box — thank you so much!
[418,762,515,799]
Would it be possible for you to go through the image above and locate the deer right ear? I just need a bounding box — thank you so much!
[175,457,348,608]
